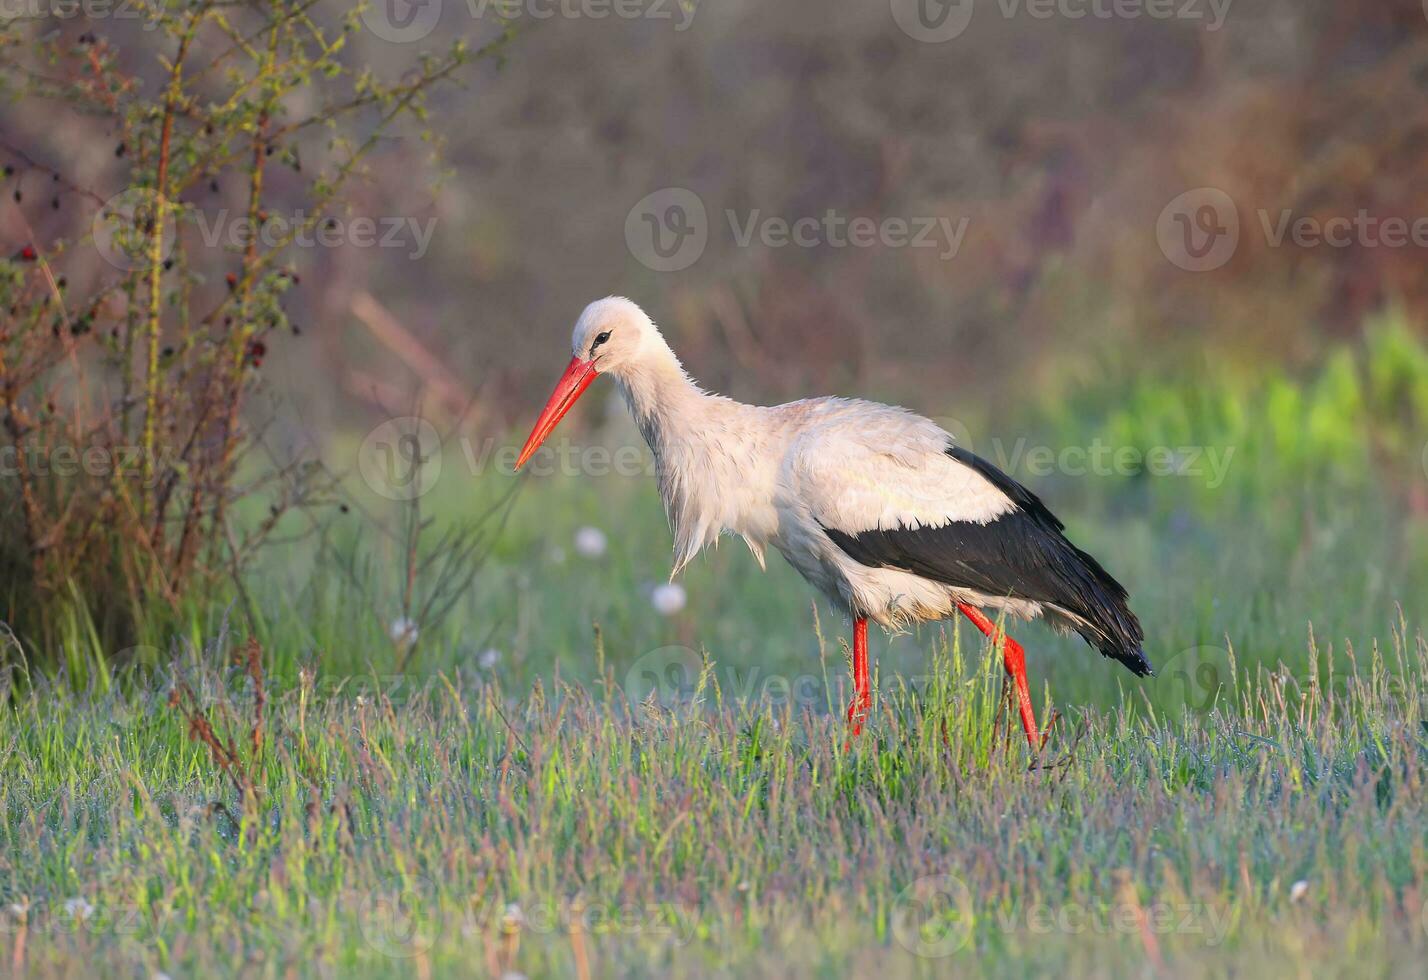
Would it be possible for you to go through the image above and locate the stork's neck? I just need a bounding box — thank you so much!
[612,341,780,574]
[612,344,710,451]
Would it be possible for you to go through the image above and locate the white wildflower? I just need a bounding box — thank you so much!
[478,648,501,671]
[64,897,93,921]
[1289,880,1309,903]
[651,583,687,616]
[389,617,419,647]
[574,525,608,559]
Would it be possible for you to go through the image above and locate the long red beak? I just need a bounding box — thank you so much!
[516,355,598,470]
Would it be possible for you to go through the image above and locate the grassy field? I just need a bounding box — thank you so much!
[5,344,1428,977]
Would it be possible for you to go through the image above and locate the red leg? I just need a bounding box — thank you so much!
[846,617,872,735]
[956,603,1042,750]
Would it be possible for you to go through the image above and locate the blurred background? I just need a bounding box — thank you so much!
[2,0,1428,703]
[2,0,1424,427]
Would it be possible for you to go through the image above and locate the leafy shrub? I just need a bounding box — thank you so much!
[0,3,487,658]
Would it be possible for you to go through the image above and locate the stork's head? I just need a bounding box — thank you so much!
[516,297,662,469]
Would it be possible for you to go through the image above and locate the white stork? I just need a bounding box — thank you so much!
[516,297,1152,749]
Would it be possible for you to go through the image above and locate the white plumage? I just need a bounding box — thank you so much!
[571,298,1031,628]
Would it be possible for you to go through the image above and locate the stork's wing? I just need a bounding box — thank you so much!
[788,412,1150,676]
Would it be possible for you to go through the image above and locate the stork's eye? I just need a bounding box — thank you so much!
[591,330,612,353]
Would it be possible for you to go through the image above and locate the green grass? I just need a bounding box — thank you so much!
[2,613,1426,977]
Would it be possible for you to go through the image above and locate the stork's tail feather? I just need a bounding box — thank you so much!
[1051,541,1153,677]
[1071,618,1153,677]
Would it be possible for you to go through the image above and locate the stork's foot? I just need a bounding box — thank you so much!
[1026,718,1088,773]
[1037,708,1061,751]
[845,689,872,736]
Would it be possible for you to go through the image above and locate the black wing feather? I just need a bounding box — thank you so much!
[822,445,1152,677]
